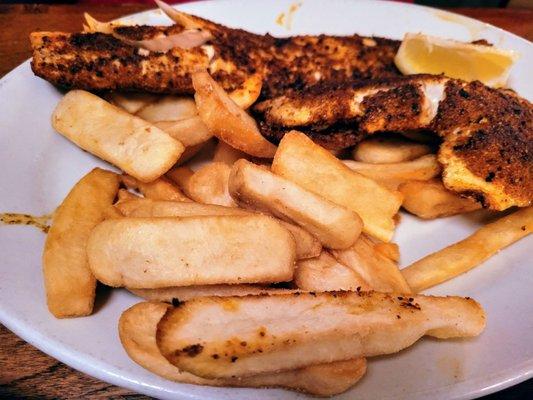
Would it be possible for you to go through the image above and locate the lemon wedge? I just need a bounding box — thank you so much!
[394,33,519,87]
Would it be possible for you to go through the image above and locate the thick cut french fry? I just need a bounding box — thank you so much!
[130,285,294,303]
[166,167,194,190]
[399,179,481,219]
[43,168,119,318]
[213,140,248,166]
[114,198,321,260]
[403,206,533,292]
[373,242,400,263]
[331,234,411,293]
[352,135,432,164]
[120,302,366,396]
[272,131,402,242]
[52,90,183,182]
[106,92,159,114]
[117,188,140,202]
[229,159,362,249]
[157,291,485,378]
[136,96,198,122]
[87,215,296,288]
[186,162,236,207]
[343,154,441,190]
[193,71,277,158]
[121,175,190,202]
[154,117,212,147]
[294,252,368,291]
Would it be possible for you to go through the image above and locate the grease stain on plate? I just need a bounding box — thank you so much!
[0,212,53,233]
[433,10,488,40]
[276,1,303,30]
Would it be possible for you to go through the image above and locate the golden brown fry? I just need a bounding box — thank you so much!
[294,252,368,291]
[119,302,366,396]
[373,242,400,263]
[399,179,481,219]
[157,291,485,378]
[114,198,320,260]
[121,175,190,202]
[117,188,140,202]
[402,206,533,292]
[343,154,441,189]
[212,140,248,166]
[229,159,362,249]
[193,71,277,158]
[52,90,183,182]
[129,285,294,303]
[106,92,159,114]
[272,131,402,242]
[352,135,432,163]
[227,73,263,109]
[87,215,296,288]
[331,234,411,293]
[166,167,194,191]
[136,96,198,122]
[186,162,236,207]
[154,117,212,147]
[42,168,119,318]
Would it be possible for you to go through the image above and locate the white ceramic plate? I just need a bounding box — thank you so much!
[0,1,531,399]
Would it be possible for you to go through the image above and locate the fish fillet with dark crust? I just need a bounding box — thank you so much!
[254,75,532,210]
[30,12,400,99]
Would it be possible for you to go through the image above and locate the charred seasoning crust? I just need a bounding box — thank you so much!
[434,81,533,206]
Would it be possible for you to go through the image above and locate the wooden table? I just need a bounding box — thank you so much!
[0,3,531,399]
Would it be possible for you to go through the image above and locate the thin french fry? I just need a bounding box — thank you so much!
[52,90,183,182]
[43,168,119,318]
[402,206,533,292]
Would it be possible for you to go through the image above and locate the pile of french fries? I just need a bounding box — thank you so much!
[43,70,532,396]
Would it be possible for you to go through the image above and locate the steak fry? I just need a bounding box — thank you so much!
[157,291,485,378]
[120,301,366,396]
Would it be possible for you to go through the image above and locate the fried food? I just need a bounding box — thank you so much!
[157,291,485,378]
[343,154,441,190]
[352,135,432,163]
[87,215,295,288]
[294,252,368,291]
[399,179,481,219]
[42,168,119,318]
[255,76,533,210]
[136,96,198,122]
[229,159,362,249]
[121,174,190,202]
[402,206,533,292]
[193,71,277,158]
[52,90,183,182]
[331,234,411,293]
[114,198,321,260]
[119,301,366,396]
[106,91,159,114]
[185,162,236,207]
[30,10,400,97]
[154,117,212,146]
[130,285,293,303]
[212,140,248,166]
[272,131,402,242]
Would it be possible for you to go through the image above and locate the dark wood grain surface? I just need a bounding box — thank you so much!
[0,3,531,399]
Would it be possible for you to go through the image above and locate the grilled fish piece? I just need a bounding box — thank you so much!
[30,12,400,98]
[254,75,533,210]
